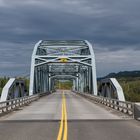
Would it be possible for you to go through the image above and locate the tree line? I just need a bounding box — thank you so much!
[0,77,140,102]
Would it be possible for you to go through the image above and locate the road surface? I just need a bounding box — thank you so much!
[0,90,140,140]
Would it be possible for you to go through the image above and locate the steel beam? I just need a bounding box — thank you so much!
[29,40,98,95]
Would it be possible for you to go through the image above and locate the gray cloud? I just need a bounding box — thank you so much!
[95,48,140,76]
[0,0,140,76]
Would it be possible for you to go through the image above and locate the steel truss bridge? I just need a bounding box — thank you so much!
[29,40,97,96]
[0,40,140,140]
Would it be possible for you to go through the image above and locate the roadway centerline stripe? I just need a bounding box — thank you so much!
[57,94,64,140]
[57,91,68,140]
[63,91,68,140]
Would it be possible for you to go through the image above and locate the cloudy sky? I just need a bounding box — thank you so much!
[0,0,140,77]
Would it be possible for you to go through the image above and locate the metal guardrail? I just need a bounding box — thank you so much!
[0,92,50,116]
[77,92,134,116]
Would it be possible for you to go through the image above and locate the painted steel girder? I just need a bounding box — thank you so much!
[29,40,97,95]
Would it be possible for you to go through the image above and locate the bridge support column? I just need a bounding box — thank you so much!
[73,79,76,91]
[85,40,97,95]
[76,77,78,92]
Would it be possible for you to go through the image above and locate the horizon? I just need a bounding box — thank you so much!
[1,69,140,79]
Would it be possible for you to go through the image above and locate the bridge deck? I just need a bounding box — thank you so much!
[1,91,125,121]
[0,90,140,140]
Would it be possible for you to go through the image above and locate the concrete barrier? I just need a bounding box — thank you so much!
[134,103,140,121]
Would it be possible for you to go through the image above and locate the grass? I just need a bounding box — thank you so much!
[118,77,140,102]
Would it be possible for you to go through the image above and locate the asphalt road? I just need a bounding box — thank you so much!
[0,90,140,140]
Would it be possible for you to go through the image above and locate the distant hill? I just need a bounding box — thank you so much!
[99,71,140,80]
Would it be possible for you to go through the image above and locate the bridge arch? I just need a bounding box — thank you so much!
[29,40,97,95]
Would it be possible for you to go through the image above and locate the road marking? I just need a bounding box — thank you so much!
[57,95,64,140]
[57,91,68,140]
[63,92,67,140]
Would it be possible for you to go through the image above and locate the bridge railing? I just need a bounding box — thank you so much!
[0,95,37,116]
[0,92,50,116]
[76,92,134,116]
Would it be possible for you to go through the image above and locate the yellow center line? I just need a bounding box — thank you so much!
[57,91,68,140]
[63,91,67,140]
[57,95,64,140]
